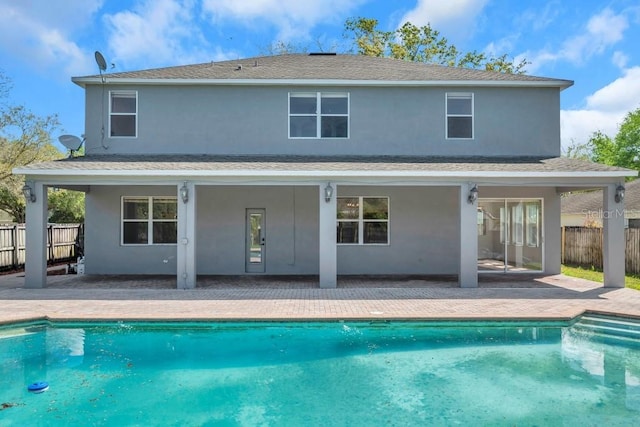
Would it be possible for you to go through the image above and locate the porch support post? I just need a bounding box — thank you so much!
[603,183,625,288]
[459,182,478,288]
[177,182,197,289]
[24,181,48,288]
[319,182,337,288]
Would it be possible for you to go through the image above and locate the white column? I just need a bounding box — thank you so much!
[319,182,337,288]
[459,183,478,288]
[603,183,625,288]
[177,182,197,289]
[24,181,47,288]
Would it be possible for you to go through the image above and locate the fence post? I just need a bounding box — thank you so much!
[11,224,18,270]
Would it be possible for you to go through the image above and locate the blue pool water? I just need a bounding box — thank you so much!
[1,316,640,426]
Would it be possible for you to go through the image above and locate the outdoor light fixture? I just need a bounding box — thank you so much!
[180,182,189,204]
[324,182,333,203]
[615,184,625,203]
[22,183,36,203]
[467,184,478,204]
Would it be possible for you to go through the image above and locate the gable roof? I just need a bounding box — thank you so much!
[562,178,640,213]
[72,54,573,89]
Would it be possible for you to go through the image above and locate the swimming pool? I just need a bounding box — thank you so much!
[1,315,639,426]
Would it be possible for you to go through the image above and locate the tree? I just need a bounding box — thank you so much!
[581,108,640,172]
[562,140,592,160]
[0,71,62,222]
[48,188,85,223]
[344,18,528,73]
[612,108,640,171]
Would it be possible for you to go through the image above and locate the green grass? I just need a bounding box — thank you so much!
[561,264,640,290]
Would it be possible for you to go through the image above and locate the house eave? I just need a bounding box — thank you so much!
[71,77,573,90]
[13,168,634,179]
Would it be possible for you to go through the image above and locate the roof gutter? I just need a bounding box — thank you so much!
[71,77,574,90]
[13,167,632,179]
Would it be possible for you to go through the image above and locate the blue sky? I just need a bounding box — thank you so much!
[1,0,639,152]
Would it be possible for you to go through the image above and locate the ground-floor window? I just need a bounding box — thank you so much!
[477,198,543,272]
[337,196,389,244]
[121,196,177,245]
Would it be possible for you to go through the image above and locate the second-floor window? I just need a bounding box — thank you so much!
[446,93,473,139]
[110,91,137,137]
[289,92,349,138]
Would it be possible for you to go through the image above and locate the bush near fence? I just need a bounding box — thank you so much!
[561,226,640,275]
[0,223,83,271]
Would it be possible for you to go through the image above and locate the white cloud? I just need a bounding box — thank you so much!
[201,0,366,42]
[517,2,560,32]
[0,0,103,77]
[526,8,628,73]
[561,67,640,147]
[585,67,640,112]
[612,51,628,69]
[562,8,627,64]
[484,35,518,59]
[397,0,489,41]
[104,0,226,69]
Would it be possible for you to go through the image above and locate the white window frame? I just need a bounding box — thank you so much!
[337,196,389,245]
[288,92,349,139]
[512,203,524,246]
[110,91,138,138]
[121,196,177,246]
[526,202,540,247]
[445,92,474,140]
[499,206,506,243]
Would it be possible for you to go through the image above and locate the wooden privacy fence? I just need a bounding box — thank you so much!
[562,226,640,274]
[0,223,83,271]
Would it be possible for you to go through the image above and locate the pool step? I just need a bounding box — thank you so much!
[570,315,640,344]
[0,328,37,340]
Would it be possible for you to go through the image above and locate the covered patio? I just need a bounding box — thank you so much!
[15,155,635,290]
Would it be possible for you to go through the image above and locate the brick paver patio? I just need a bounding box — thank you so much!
[2,271,640,324]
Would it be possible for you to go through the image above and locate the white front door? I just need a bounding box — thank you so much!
[245,209,266,273]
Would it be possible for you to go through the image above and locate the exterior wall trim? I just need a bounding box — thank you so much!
[72,77,573,90]
[14,168,636,179]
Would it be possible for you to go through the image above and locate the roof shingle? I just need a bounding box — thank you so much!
[16,155,633,175]
[73,54,573,87]
[562,178,640,213]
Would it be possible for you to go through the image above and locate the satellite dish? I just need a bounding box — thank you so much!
[58,134,84,157]
[95,51,107,72]
[59,135,83,151]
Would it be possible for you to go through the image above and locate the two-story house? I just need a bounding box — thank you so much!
[15,53,635,289]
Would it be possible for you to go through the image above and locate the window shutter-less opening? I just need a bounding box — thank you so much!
[110,91,137,137]
[121,196,177,245]
[337,197,388,244]
[446,93,473,139]
[289,92,349,138]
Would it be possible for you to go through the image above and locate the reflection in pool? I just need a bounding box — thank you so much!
[1,316,639,426]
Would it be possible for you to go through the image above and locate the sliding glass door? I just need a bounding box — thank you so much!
[477,199,543,272]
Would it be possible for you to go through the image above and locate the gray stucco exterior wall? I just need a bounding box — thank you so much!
[85,185,178,275]
[84,85,561,157]
[84,184,465,276]
[336,185,459,275]
[196,185,319,275]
